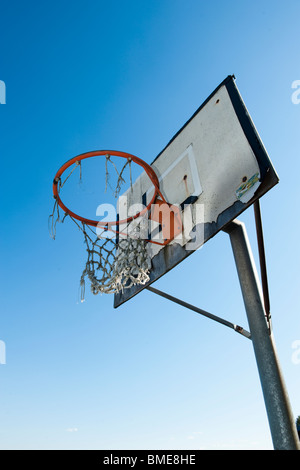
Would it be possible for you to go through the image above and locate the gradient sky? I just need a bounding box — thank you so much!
[0,0,300,450]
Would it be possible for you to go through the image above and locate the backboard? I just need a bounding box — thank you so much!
[114,75,279,308]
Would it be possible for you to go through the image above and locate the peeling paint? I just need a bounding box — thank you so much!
[236,172,260,202]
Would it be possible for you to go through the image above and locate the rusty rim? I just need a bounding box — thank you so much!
[52,150,165,229]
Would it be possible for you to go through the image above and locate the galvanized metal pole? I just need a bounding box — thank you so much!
[223,220,300,450]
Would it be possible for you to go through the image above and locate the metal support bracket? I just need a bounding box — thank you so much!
[253,200,272,333]
[146,285,251,339]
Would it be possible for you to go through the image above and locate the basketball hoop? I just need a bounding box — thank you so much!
[52,150,167,229]
[49,150,182,299]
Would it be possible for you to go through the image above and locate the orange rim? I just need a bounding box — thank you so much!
[52,150,165,229]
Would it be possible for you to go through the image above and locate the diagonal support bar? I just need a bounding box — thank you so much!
[254,200,271,329]
[146,285,251,339]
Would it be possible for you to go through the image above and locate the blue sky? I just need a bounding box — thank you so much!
[0,0,300,450]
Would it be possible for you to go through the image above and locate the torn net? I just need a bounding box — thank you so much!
[80,226,151,300]
[49,155,152,300]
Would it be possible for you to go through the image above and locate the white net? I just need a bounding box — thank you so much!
[80,227,151,300]
[49,154,152,300]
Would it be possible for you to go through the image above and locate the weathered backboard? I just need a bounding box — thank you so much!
[114,75,279,308]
